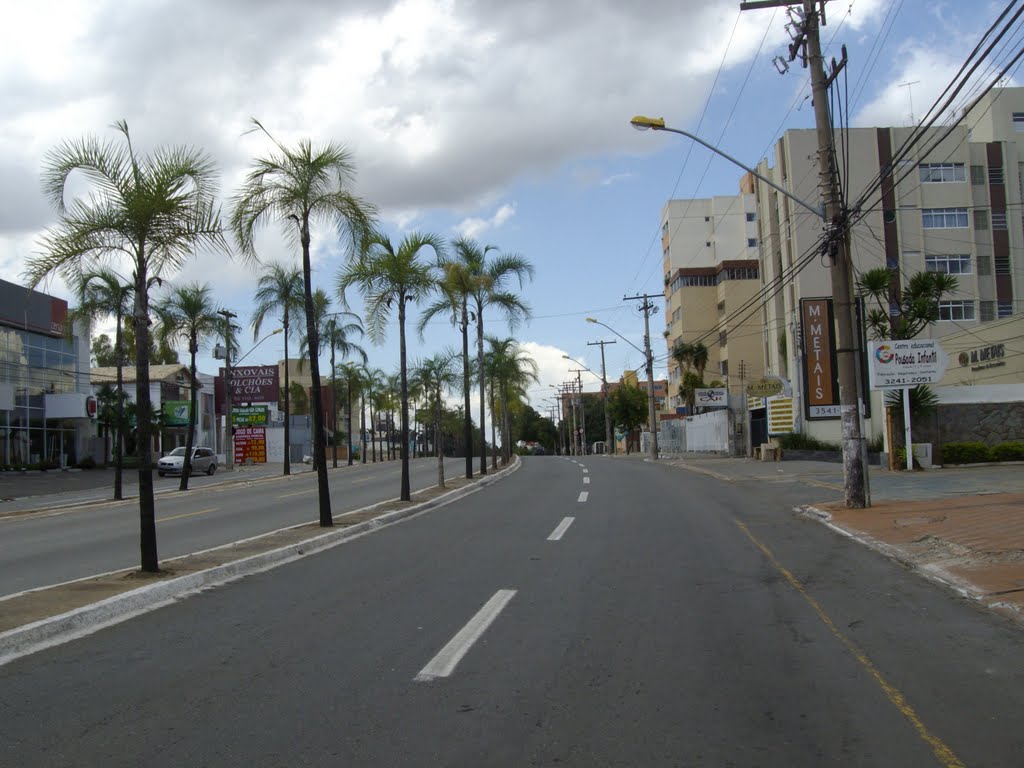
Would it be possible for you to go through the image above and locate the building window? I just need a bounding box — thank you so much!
[746,212,756,222]
[747,238,758,248]
[918,162,965,183]
[704,216,710,222]
[989,166,1004,185]
[938,300,975,321]
[976,254,992,275]
[995,254,1011,275]
[922,208,968,228]
[706,241,712,247]
[661,222,668,237]
[973,209,989,230]
[992,210,1008,230]
[998,302,1014,318]
[717,300,726,315]
[719,360,729,377]
[970,165,986,185]
[1014,112,1024,132]
[980,301,995,322]
[718,330,727,347]
[925,254,971,274]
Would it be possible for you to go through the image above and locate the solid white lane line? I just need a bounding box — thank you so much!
[415,589,517,682]
[583,476,590,484]
[577,491,589,503]
[547,517,575,541]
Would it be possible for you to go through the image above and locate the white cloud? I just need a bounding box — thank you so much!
[453,202,517,239]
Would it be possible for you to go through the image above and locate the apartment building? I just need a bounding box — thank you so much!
[752,86,1024,442]
[661,181,766,410]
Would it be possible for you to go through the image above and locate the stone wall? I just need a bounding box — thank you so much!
[913,402,1024,463]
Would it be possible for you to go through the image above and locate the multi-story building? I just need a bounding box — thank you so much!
[661,179,767,409]
[0,278,93,467]
[752,86,1024,443]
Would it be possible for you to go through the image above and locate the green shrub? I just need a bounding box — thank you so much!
[942,442,992,465]
[777,432,841,452]
[992,441,1024,462]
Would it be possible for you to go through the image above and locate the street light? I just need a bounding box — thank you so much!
[588,317,658,459]
[629,115,825,220]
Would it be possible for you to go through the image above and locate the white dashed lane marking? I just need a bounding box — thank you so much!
[577,491,589,503]
[415,590,517,682]
[547,517,575,541]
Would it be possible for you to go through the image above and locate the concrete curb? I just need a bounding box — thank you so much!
[796,504,982,604]
[0,459,520,667]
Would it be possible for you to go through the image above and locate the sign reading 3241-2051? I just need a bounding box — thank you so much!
[867,339,949,390]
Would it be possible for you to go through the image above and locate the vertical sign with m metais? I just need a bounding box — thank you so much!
[800,298,840,420]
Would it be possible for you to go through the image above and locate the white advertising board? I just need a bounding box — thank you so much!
[694,387,728,407]
[868,340,949,390]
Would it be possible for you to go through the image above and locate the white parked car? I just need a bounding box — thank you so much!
[157,447,217,477]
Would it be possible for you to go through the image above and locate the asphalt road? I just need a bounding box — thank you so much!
[0,456,468,596]
[2,456,1023,766]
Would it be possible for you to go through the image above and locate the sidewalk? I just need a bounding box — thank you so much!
[657,452,1024,622]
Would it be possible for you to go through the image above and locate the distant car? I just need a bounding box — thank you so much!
[157,447,217,477]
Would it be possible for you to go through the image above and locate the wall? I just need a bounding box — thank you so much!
[913,402,1024,464]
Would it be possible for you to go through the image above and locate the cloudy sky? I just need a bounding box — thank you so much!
[0,0,1011,419]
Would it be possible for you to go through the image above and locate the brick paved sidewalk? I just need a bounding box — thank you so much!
[819,493,1024,619]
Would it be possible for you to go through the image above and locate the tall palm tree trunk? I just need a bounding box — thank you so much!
[283,316,291,475]
[476,312,487,475]
[134,262,158,572]
[501,384,511,464]
[346,380,354,467]
[113,316,124,500]
[398,300,411,502]
[299,226,331,527]
[360,391,367,464]
[179,340,198,491]
[331,344,338,469]
[371,402,377,463]
[461,301,472,479]
[489,384,498,470]
[435,390,444,488]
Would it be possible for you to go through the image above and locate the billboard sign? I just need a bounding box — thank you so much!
[163,400,191,427]
[218,365,280,409]
[745,377,785,398]
[695,387,728,406]
[868,339,949,390]
[0,280,68,338]
[233,426,267,464]
[232,405,268,427]
[800,298,840,420]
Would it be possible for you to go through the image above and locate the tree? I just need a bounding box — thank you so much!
[28,120,226,572]
[484,337,538,464]
[154,282,222,490]
[322,311,366,467]
[608,385,648,453]
[339,231,443,501]
[121,322,180,365]
[362,367,385,463]
[288,381,309,415]
[251,262,304,476]
[233,119,376,528]
[452,238,534,475]
[411,352,460,488]
[91,334,117,367]
[335,362,365,466]
[418,249,482,479]
[71,268,134,499]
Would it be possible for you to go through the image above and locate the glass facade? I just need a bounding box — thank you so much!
[0,326,85,467]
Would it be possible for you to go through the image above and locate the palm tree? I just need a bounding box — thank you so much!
[339,231,443,501]
[362,367,385,463]
[251,262,303,476]
[418,252,481,479]
[232,119,376,528]
[153,282,222,490]
[455,239,534,475]
[28,120,227,573]
[335,362,364,466]
[321,311,367,468]
[411,352,459,488]
[69,268,134,499]
[485,337,539,464]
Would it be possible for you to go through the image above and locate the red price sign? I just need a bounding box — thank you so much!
[233,426,267,464]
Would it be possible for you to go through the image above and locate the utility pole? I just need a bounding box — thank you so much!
[588,339,616,454]
[562,382,578,456]
[623,293,660,460]
[569,368,588,455]
[741,0,866,507]
[218,309,236,472]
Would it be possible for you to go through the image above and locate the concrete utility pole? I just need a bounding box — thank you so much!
[218,309,236,472]
[623,294,660,460]
[588,339,616,454]
[741,0,867,507]
[569,368,588,455]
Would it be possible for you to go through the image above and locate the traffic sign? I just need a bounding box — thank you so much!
[868,340,949,390]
